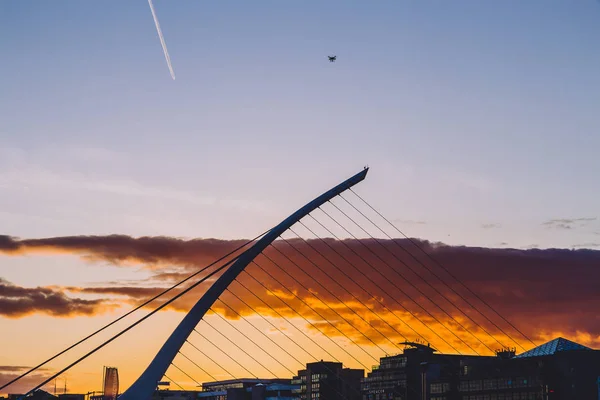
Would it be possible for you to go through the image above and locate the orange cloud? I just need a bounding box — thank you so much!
[0,278,117,319]
[0,234,248,270]
[2,234,600,355]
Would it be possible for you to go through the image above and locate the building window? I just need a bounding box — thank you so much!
[483,379,496,390]
[431,383,450,394]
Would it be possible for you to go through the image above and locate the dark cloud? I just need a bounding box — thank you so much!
[2,235,600,352]
[0,278,114,318]
[542,217,597,230]
[0,235,248,270]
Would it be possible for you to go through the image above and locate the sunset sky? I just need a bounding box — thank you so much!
[1,0,600,396]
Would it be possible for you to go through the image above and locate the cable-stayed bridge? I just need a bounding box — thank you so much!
[3,168,535,399]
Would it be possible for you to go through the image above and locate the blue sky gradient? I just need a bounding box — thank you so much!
[1,0,599,251]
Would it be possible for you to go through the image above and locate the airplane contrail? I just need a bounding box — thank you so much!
[147,0,175,80]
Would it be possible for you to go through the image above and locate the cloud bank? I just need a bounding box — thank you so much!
[0,278,114,318]
[2,234,600,352]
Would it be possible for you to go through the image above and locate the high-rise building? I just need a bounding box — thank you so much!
[102,367,119,400]
[292,361,364,400]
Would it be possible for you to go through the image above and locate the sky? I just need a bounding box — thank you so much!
[1,0,600,395]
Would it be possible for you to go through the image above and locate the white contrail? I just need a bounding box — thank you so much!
[147,0,175,80]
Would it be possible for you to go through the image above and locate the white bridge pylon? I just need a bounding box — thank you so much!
[118,168,369,400]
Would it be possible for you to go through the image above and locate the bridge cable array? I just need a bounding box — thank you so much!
[348,188,536,349]
[14,230,270,397]
[316,206,489,354]
[0,229,269,393]
[321,192,531,353]
[159,192,535,394]
[9,183,535,398]
[332,197,513,351]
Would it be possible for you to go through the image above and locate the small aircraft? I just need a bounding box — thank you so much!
[328,55,337,62]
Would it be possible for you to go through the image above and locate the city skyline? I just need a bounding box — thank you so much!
[1,0,599,397]
[2,188,600,396]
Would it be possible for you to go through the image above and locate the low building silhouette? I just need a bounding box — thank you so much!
[363,337,600,400]
[197,378,297,400]
[449,337,600,400]
[362,341,485,400]
[152,390,204,400]
[293,360,364,400]
[7,390,57,400]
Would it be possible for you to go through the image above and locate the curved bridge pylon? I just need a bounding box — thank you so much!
[118,167,369,400]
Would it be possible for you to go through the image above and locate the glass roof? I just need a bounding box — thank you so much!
[516,337,592,358]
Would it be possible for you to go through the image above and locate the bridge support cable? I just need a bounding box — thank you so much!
[328,199,504,353]
[170,362,202,387]
[1,232,268,393]
[316,205,484,354]
[348,188,536,349]
[204,302,364,400]
[303,213,464,355]
[281,227,451,399]
[185,228,401,393]
[234,274,381,363]
[228,277,400,397]
[118,168,369,400]
[222,287,323,366]
[254,246,432,400]
[20,254,239,397]
[208,304,293,376]
[277,231,403,353]
[270,239,396,356]
[320,206,497,355]
[232,275,369,370]
[180,267,369,397]
[230,273,420,400]
[178,349,221,381]
[251,257,371,371]
[174,321,270,388]
[263,246,381,365]
[242,263,354,362]
[192,326,259,378]
[289,223,430,345]
[183,340,237,380]
[218,275,380,399]
[163,374,185,391]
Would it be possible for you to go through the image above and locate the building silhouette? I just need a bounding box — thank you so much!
[362,341,480,400]
[449,337,600,399]
[293,361,364,400]
[196,378,296,400]
[363,337,600,400]
[102,367,119,400]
